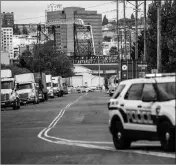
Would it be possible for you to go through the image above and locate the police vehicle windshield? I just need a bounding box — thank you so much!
[157,82,175,101]
[112,84,125,99]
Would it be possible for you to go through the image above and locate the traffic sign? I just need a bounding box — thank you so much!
[122,65,127,71]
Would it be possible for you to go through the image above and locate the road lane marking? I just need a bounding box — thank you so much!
[48,109,65,128]
[40,128,175,158]
[38,93,175,159]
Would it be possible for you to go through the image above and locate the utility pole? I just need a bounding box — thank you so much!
[144,0,147,61]
[98,41,101,88]
[123,0,127,59]
[157,1,162,73]
[135,0,138,78]
[129,31,131,58]
[117,0,121,81]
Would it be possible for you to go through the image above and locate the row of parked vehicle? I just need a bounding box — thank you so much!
[75,86,103,93]
[1,69,68,110]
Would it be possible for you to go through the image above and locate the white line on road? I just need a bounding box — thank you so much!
[38,93,175,159]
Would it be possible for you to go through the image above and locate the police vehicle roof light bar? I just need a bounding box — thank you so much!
[145,73,176,78]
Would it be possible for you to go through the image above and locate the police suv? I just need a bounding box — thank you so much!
[108,73,175,152]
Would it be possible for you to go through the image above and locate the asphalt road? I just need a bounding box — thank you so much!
[1,92,176,164]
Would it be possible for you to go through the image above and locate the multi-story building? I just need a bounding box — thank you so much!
[1,12,14,27]
[13,35,37,47]
[13,35,38,58]
[1,28,14,59]
[47,7,102,56]
[47,4,63,12]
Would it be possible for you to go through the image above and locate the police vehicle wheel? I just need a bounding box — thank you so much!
[158,121,175,152]
[112,121,131,150]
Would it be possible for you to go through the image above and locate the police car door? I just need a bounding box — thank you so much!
[140,83,157,132]
[123,83,144,130]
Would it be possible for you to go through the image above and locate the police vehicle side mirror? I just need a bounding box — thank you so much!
[142,95,157,102]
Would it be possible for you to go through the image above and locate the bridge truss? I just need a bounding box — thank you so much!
[74,24,95,57]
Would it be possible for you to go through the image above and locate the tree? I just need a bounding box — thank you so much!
[130,30,144,60]
[130,13,135,26]
[102,15,109,26]
[13,25,21,35]
[131,13,135,20]
[109,46,118,56]
[1,64,31,77]
[18,41,74,77]
[22,25,28,35]
[146,0,176,72]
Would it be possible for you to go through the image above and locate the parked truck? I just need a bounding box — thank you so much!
[34,72,48,101]
[1,69,20,110]
[15,73,39,104]
[52,77,59,96]
[46,75,54,98]
[52,76,64,97]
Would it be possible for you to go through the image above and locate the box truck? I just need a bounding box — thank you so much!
[1,69,20,110]
[52,76,64,97]
[15,73,39,104]
[46,75,54,98]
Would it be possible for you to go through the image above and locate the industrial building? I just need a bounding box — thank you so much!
[67,66,104,87]
[47,7,102,56]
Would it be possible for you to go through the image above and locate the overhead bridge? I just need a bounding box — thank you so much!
[70,55,119,65]
[70,56,119,76]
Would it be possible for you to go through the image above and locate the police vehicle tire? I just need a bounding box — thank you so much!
[158,121,175,152]
[112,120,131,150]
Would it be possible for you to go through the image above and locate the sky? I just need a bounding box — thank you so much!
[1,1,153,24]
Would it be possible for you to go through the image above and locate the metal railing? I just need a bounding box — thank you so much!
[70,56,119,64]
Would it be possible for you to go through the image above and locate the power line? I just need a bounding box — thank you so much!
[14,16,45,22]
[14,2,114,22]
[101,9,117,14]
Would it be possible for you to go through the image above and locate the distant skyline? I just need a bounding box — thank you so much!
[1,1,152,24]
